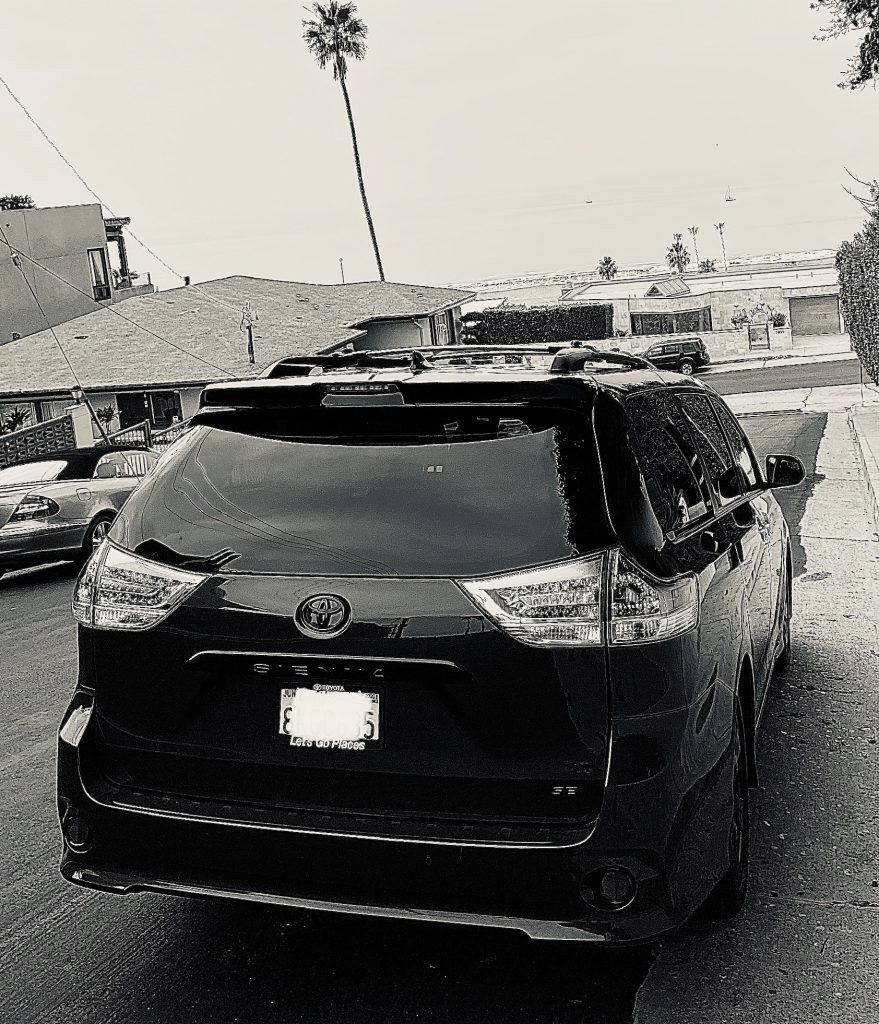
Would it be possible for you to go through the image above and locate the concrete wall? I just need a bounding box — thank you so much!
[600,326,793,359]
[0,204,113,345]
[357,317,432,350]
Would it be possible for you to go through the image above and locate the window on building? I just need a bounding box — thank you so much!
[631,307,712,336]
[88,248,111,302]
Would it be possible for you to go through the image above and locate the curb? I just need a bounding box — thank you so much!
[708,350,856,371]
[848,405,879,535]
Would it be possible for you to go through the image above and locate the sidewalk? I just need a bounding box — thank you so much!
[706,334,855,373]
[850,404,879,536]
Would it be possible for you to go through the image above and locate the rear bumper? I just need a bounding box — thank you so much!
[58,692,736,944]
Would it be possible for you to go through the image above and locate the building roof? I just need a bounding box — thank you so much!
[562,264,839,303]
[645,277,690,297]
[0,276,473,399]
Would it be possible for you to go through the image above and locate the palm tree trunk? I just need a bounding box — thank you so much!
[338,72,385,282]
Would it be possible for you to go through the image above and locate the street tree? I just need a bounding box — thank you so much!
[597,256,618,280]
[814,1,879,88]
[0,195,35,210]
[666,233,691,274]
[302,1,385,281]
[698,258,718,273]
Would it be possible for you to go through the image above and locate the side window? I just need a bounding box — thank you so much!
[94,452,127,479]
[625,391,712,534]
[665,345,680,355]
[710,399,761,490]
[677,393,740,506]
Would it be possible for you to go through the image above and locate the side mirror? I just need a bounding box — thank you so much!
[765,454,805,488]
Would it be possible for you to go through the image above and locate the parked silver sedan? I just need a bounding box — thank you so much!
[0,447,158,580]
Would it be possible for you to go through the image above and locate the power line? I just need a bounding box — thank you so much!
[0,223,109,440]
[0,233,236,377]
[0,71,246,317]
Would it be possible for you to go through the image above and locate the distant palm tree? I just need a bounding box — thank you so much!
[714,222,728,272]
[698,258,717,273]
[666,233,691,274]
[597,256,618,280]
[688,226,700,266]
[302,2,385,281]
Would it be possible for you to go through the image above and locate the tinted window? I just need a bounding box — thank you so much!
[625,391,711,533]
[115,408,612,576]
[677,393,739,506]
[710,399,760,490]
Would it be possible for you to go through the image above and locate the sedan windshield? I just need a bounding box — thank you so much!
[0,459,68,487]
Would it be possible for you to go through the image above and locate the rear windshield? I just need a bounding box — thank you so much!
[114,407,612,576]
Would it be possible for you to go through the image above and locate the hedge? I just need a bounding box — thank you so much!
[462,303,612,345]
[837,218,879,385]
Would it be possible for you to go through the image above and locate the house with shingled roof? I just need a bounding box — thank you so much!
[0,275,474,436]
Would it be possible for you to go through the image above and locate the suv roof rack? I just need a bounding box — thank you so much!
[263,343,651,378]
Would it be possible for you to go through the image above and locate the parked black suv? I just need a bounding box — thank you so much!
[644,337,710,374]
[58,343,804,944]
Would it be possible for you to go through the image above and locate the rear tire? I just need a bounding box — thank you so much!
[81,514,114,561]
[703,700,750,919]
[679,359,695,376]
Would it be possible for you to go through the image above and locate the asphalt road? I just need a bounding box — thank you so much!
[0,409,869,1024]
[706,357,862,395]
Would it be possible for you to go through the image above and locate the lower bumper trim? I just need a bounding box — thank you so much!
[67,867,606,942]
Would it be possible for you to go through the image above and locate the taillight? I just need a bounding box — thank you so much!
[72,542,208,631]
[457,554,605,647]
[458,550,697,648]
[609,551,698,644]
[8,495,60,522]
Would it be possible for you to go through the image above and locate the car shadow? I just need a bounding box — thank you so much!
[0,560,79,590]
[111,898,655,1024]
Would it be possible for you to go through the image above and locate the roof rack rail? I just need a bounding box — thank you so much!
[262,342,651,379]
[549,347,652,373]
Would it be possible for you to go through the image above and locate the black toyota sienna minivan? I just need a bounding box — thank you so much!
[57,344,805,944]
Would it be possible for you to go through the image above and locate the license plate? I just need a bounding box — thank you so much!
[279,686,380,750]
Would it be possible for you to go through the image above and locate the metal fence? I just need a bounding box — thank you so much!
[106,418,192,453]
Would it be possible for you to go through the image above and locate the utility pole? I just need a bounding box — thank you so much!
[339,258,345,284]
[715,222,728,272]
[688,226,700,268]
[240,302,258,365]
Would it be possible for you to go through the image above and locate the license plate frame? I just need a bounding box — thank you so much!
[279,685,381,751]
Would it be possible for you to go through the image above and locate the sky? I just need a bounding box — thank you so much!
[2,0,878,291]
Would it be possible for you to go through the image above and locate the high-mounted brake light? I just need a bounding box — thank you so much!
[73,542,208,631]
[458,551,697,648]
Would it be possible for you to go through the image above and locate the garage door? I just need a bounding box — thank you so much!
[789,296,840,336]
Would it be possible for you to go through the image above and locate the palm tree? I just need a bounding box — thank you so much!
[666,233,691,274]
[597,256,618,280]
[688,226,700,266]
[302,2,385,281]
[714,222,728,272]
[698,258,717,273]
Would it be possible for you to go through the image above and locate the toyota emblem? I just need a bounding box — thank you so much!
[295,594,351,639]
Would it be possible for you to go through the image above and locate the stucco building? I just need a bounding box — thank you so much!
[0,203,153,345]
